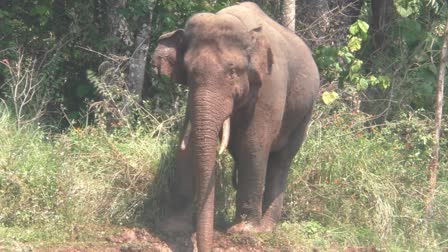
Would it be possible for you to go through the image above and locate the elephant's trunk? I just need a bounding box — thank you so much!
[193,113,219,252]
[191,92,232,252]
[180,117,230,154]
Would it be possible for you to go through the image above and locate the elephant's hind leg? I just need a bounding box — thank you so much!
[260,151,292,231]
[261,116,311,230]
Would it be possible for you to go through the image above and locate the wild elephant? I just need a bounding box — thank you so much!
[151,2,319,251]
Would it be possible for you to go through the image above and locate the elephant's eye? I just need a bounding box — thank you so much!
[227,63,240,79]
[230,68,237,76]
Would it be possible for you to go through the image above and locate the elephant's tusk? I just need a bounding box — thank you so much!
[218,117,230,155]
[180,121,191,150]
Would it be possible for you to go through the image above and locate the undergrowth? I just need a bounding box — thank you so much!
[0,104,447,251]
[0,105,177,247]
[282,105,448,250]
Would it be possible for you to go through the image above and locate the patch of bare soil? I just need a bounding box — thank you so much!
[36,227,267,252]
[35,228,381,252]
[36,228,172,252]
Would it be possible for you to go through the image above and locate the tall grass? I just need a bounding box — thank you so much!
[0,104,447,250]
[282,108,448,250]
[0,105,177,243]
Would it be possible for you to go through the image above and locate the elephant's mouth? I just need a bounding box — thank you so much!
[181,117,231,154]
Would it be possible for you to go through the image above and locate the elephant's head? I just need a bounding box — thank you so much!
[151,12,273,251]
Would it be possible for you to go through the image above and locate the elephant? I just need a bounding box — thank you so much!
[151,2,319,251]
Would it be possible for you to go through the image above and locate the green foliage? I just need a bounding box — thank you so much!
[394,0,422,17]
[315,19,391,103]
[360,0,446,113]
[311,0,446,116]
[349,20,369,40]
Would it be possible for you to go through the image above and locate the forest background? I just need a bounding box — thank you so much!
[0,0,447,251]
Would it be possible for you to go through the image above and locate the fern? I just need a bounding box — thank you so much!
[87,69,109,98]
[426,0,445,14]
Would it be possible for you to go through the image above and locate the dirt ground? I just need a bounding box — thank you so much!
[34,227,266,252]
[31,227,380,252]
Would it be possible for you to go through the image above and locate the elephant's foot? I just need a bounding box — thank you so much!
[227,221,272,234]
[227,221,258,234]
[259,219,276,233]
[259,215,278,233]
[157,210,194,234]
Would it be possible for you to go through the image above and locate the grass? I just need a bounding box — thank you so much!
[0,105,447,251]
[0,106,177,249]
[281,108,448,250]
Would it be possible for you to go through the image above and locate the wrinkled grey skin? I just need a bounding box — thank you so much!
[151,2,319,251]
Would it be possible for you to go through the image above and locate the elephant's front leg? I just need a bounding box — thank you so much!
[228,144,270,234]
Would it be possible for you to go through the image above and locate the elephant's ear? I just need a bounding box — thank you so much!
[151,29,187,85]
[248,26,274,87]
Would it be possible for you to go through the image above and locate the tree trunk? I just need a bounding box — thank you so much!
[370,0,395,49]
[425,14,448,218]
[125,22,151,103]
[282,0,296,31]
[105,0,132,53]
[103,0,154,115]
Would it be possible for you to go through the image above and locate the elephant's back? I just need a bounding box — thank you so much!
[218,2,317,76]
[219,3,309,49]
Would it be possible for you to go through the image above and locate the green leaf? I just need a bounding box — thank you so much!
[357,78,369,90]
[349,24,359,36]
[343,53,353,64]
[394,0,419,17]
[358,20,369,34]
[378,76,391,89]
[368,75,379,86]
[350,59,363,73]
[347,37,362,52]
[322,91,339,105]
[349,73,361,82]
[348,20,369,40]
[358,21,369,40]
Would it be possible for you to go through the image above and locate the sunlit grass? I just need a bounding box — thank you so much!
[0,106,176,248]
[0,105,447,251]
